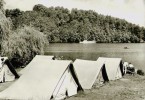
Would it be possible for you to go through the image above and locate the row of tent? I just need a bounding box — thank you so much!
[0,55,125,100]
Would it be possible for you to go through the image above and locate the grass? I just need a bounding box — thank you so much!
[67,74,145,100]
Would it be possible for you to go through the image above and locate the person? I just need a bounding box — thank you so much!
[129,63,134,68]
[127,63,135,75]
[123,62,129,74]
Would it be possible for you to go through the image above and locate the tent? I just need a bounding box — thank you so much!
[97,57,123,81]
[94,57,109,85]
[0,59,82,100]
[73,59,107,89]
[73,57,123,89]
[20,55,54,74]
[0,57,19,83]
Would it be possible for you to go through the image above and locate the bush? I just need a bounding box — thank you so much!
[137,69,144,76]
[1,26,48,67]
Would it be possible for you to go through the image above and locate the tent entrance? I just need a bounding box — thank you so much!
[102,64,109,82]
[52,64,83,100]
[0,59,19,83]
[93,64,109,88]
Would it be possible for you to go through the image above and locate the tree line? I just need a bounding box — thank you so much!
[5,4,145,43]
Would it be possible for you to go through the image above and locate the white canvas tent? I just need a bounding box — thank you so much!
[73,59,106,89]
[97,57,123,81]
[20,55,54,74]
[0,59,82,100]
[73,58,123,89]
[0,57,19,83]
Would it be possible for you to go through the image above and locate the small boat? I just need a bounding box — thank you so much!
[80,40,96,44]
[124,47,129,49]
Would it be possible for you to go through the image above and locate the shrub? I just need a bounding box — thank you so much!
[137,69,144,76]
[1,26,48,67]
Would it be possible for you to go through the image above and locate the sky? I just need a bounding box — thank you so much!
[4,0,145,27]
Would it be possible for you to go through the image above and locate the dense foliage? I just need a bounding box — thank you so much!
[5,4,145,43]
[2,26,48,67]
[0,0,12,54]
[0,1,48,67]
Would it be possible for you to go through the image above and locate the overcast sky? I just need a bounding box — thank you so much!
[4,0,145,27]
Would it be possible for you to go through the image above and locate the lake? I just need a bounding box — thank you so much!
[45,43,145,70]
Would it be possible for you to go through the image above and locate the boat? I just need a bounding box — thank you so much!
[124,47,129,49]
[80,40,96,44]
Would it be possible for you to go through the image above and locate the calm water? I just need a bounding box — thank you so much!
[45,43,145,70]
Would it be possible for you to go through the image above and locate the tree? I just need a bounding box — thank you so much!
[0,0,5,13]
[2,26,48,67]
